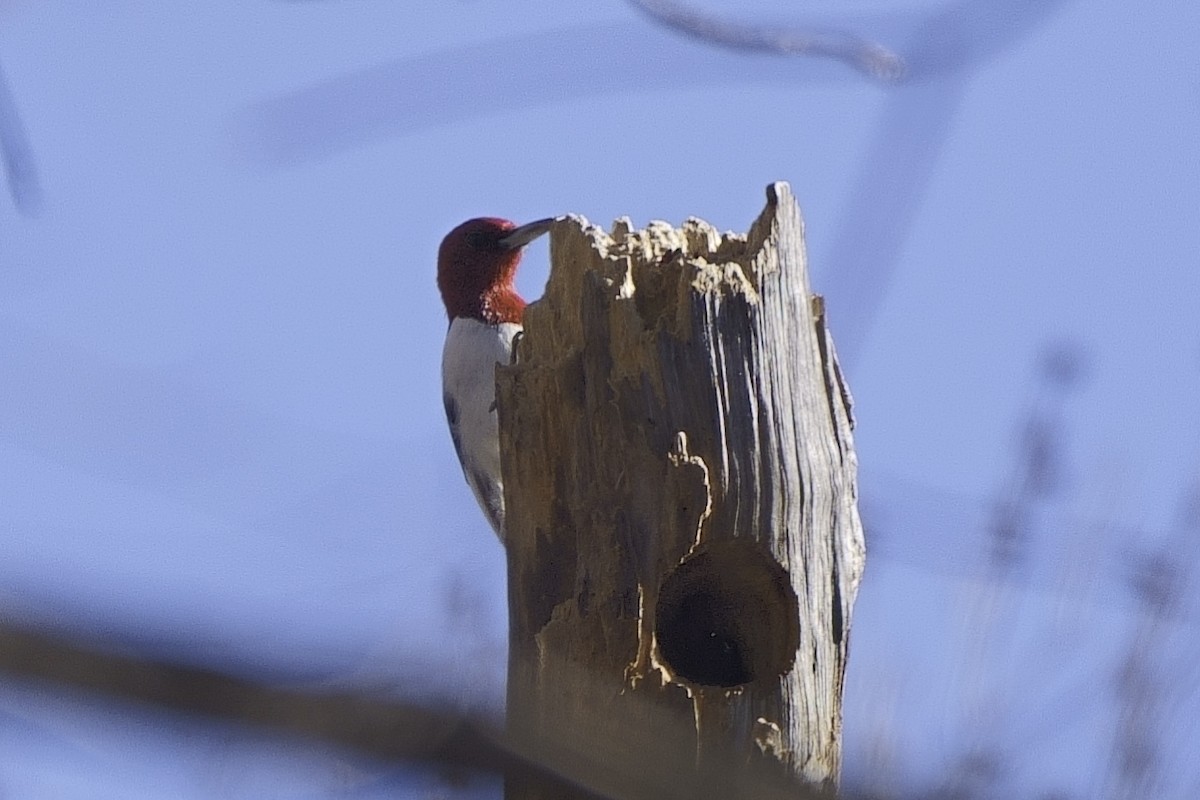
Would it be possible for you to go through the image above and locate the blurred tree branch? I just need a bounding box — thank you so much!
[0,57,40,214]
[0,618,497,769]
[624,0,905,81]
[0,618,829,800]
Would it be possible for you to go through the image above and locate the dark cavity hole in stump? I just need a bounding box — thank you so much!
[654,538,800,688]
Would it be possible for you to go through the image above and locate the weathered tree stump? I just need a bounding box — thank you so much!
[496,182,864,799]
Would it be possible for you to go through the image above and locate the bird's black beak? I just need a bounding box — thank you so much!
[499,217,556,250]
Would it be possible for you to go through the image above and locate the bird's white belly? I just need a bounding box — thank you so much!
[441,317,522,537]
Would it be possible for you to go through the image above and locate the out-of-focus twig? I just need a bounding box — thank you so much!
[624,0,905,82]
[0,619,500,770]
[0,618,830,800]
[236,1,1068,174]
[0,57,41,215]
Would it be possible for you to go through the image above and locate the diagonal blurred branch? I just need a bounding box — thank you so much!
[816,0,1069,368]
[230,22,860,167]
[0,57,41,215]
[0,618,829,800]
[624,0,905,81]
[234,1,1068,169]
[0,618,498,769]
[818,75,967,368]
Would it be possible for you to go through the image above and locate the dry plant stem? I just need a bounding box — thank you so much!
[498,182,865,799]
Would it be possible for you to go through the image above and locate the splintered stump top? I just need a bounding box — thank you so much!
[496,182,863,800]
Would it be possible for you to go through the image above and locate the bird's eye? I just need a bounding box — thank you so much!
[465,230,492,249]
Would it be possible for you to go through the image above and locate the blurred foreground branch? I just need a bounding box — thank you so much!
[0,618,497,768]
[625,0,905,81]
[0,58,40,214]
[0,618,828,800]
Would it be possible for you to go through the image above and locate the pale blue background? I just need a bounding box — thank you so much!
[1,1,1198,797]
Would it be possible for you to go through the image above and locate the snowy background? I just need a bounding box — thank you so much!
[1,1,1198,797]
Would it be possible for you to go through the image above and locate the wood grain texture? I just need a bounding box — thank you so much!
[497,182,864,798]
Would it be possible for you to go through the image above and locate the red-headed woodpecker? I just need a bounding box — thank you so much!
[438,216,554,541]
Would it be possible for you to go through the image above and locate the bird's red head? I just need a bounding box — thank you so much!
[437,216,553,325]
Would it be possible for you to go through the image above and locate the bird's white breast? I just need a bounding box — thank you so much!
[441,317,522,537]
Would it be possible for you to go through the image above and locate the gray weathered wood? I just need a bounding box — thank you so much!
[496,182,864,799]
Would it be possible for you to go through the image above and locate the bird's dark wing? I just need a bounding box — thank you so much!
[471,465,505,536]
[443,392,466,466]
